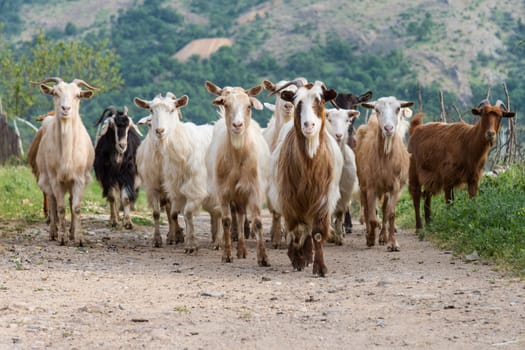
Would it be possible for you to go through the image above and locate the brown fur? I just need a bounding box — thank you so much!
[27,126,48,220]
[355,114,409,251]
[408,104,515,229]
[207,82,269,266]
[275,84,338,276]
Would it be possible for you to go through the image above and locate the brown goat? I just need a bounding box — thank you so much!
[205,81,271,266]
[268,80,342,277]
[408,100,515,229]
[356,97,413,251]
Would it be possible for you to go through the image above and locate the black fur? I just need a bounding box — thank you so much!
[94,107,141,204]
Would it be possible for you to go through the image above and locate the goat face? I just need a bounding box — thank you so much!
[209,83,263,149]
[134,93,188,142]
[334,90,373,110]
[326,108,360,146]
[40,81,94,119]
[471,103,516,145]
[363,97,414,138]
[282,81,336,139]
[263,79,302,122]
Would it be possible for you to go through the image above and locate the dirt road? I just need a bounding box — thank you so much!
[1,213,524,349]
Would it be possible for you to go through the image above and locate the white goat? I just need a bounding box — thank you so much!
[135,93,222,253]
[32,77,97,246]
[135,110,183,248]
[205,81,270,266]
[326,108,360,245]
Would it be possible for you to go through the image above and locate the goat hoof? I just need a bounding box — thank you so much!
[313,262,327,277]
[222,255,233,263]
[387,245,400,252]
[153,241,162,248]
[124,222,133,230]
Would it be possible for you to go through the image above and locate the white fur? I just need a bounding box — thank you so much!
[35,80,95,246]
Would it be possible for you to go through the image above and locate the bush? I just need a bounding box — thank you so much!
[413,163,525,275]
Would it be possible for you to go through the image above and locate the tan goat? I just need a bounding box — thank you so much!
[32,77,98,246]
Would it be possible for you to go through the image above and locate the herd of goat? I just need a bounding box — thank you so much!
[26,76,515,277]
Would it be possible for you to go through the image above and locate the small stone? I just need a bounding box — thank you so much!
[201,291,224,298]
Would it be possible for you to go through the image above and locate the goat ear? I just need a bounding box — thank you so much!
[250,97,263,110]
[134,97,150,110]
[280,90,295,102]
[400,101,414,108]
[359,91,373,103]
[471,108,481,116]
[263,102,275,112]
[212,96,226,106]
[503,111,516,118]
[205,81,222,96]
[246,85,262,97]
[39,84,54,96]
[361,102,375,109]
[323,89,337,102]
[348,110,360,121]
[79,90,94,99]
[262,80,275,92]
[176,95,189,108]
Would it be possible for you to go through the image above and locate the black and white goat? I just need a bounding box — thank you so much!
[94,106,142,229]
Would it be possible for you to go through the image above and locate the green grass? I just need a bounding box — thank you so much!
[0,165,149,223]
[398,163,525,275]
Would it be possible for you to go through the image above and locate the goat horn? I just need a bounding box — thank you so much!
[270,78,306,96]
[30,77,63,85]
[123,106,129,115]
[329,100,341,110]
[477,99,490,109]
[73,79,100,91]
[95,106,117,126]
[495,100,507,110]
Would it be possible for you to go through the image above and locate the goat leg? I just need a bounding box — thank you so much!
[312,230,327,277]
[47,194,58,241]
[269,209,283,249]
[236,210,247,259]
[183,205,199,255]
[253,217,269,266]
[221,215,233,263]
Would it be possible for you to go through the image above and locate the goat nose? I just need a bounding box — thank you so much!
[284,102,293,110]
[156,128,165,135]
[232,121,243,128]
[384,125,394,134]
[119,141,127,149]
[62,106,71,113]
[304,121,315,128]
[335,133,343,140]
[486,131,495,140]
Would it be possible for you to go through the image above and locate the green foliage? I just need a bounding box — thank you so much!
[411,164,525,274]
[0,165,149,224]
[0,31,123,126]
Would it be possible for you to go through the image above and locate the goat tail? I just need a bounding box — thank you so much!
[409,112,425,137]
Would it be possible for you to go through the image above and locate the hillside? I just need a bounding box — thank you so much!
[8,0,524,103]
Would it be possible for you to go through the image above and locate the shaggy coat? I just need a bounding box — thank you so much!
[408,100,515,229]
[205,81,270,266]
[357,97,413,251]
[135,93,221,253]
[94,106,141,229]
[33,77,97,246]
[268,80,342,277]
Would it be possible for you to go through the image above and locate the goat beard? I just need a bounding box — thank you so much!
[384,135,393,155]
[230,132,245,150]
